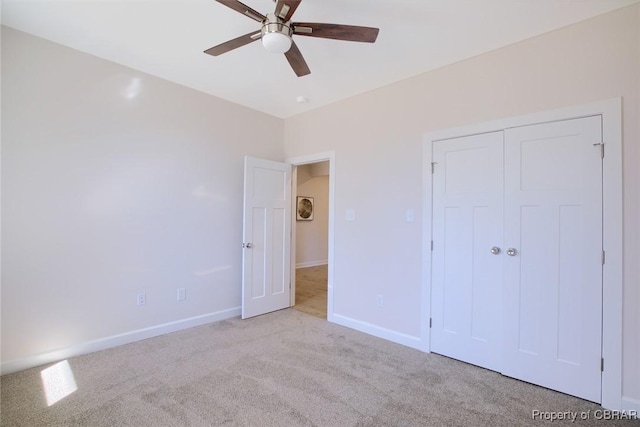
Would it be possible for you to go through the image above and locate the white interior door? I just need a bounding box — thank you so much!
[503,116,603,402]
[242,156,292,319]
[431,131,504,372]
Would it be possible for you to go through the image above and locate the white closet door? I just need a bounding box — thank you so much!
[503,116,603,402]
[431,131,504,372]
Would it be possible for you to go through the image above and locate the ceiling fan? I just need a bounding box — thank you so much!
[204,0,379,77]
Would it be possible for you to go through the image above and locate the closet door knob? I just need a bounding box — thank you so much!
[507,248,517,256]
[490,246,501,255]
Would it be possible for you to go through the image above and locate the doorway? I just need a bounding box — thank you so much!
[288,152,335,321]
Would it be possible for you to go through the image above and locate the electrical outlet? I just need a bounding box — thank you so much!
[346,209,356,221]
[137,292,146,306]
[406,209,415,223]
[376,294,383,308]
[177,288,186,301]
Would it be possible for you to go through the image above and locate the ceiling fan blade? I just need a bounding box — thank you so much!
[293,22,379,43]
[284,41,310,77]
[275,0,302,22]
[204,31,261,56]
[214,0,266,23]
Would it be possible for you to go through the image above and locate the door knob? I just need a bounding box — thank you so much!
[507,248,517,256]
[242,243,252,249]
[490,246,501,255]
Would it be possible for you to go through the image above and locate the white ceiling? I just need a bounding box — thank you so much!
[2,0,638,118]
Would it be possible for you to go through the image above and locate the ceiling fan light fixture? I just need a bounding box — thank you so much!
[262,31,292,54]
[261,13,292,54]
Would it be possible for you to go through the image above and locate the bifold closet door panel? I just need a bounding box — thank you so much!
[502,116,603,403]
[431,131,504,372]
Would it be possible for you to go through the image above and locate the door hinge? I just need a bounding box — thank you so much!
[593,142,604,159]
[429,318,432,328]
[431,162,437,174]
[602,250,606,265]
[601,357,605,372]
[431,240,434,251]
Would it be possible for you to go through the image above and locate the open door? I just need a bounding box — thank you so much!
[242,156,292,319]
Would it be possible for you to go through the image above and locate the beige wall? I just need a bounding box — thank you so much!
[284,4,640,404]
[295,163,329,267]
[1,27,284,367]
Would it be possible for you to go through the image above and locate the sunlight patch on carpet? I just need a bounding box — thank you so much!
[41,360,78,406]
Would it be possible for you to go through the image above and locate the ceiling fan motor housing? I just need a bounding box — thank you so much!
[261,13,293,53]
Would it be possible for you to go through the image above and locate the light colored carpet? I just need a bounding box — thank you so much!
[294,265,328,319]
[0,309,634,426]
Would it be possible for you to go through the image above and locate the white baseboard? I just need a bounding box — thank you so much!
[0,307,241,376]
[296,260,328,269]
[331,313,423,351]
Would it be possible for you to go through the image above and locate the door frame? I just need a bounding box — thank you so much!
[422,98,622,410]
[287,151,336,322]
